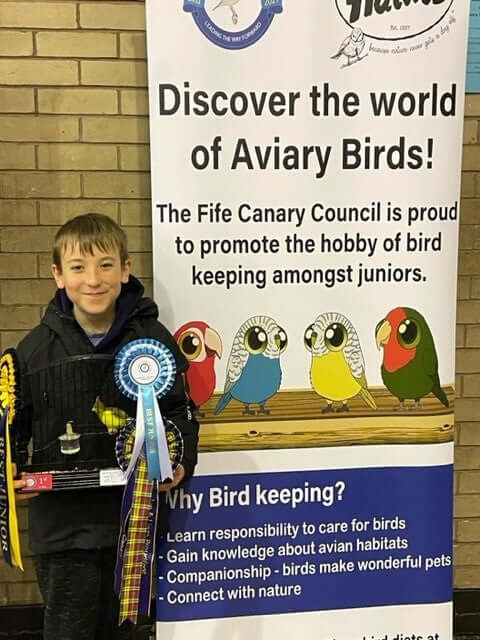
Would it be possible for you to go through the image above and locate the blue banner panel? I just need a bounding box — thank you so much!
[157,463,453,622]
[467,0,480,92]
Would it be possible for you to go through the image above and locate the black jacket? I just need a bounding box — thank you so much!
[15,276,199,554]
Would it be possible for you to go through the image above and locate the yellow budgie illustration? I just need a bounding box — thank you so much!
[91,396,132,435]
[304,312,376,413]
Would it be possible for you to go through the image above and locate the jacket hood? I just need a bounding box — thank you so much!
[45,275,155,352]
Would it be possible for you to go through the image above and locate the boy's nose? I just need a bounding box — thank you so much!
[85,268,101,286]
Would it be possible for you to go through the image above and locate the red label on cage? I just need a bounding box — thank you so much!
[21,473,53,491]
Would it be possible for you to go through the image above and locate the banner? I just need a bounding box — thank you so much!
[158,445,452,638]
[146,1,469,637]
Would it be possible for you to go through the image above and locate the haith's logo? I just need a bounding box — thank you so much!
[335,0,454,40]
[183,0,283,50]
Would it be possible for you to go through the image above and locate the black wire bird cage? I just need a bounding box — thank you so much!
[16,354,133,490]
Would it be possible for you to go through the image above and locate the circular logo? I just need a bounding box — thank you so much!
[114,339,176,400]
[183,0,283,50]
[129,355,160,386]
[335,0,454,40]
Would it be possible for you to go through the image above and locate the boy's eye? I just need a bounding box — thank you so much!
[101,262,113,268]
[71,265,83,272]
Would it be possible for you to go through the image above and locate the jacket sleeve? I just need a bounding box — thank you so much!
[141,316,199,479]
[153,325,199,479]
[159,371,199,480]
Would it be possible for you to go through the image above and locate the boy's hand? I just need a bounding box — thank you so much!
[158,464,185,492]
[11,464,39,501]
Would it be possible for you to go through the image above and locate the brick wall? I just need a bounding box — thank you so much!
[0,0,152,605]
[455,94,480,589]
[0,0,479,606]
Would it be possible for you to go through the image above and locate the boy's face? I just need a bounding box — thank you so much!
[51,243,131,330]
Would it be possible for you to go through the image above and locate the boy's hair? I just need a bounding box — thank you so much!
[52,213,129,269]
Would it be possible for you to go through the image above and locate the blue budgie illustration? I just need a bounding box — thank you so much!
[214,315,287,416]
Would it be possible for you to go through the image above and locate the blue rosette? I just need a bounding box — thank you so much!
[114,338,176,401]
[114,339,179,482]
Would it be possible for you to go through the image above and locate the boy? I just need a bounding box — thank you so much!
[13,213,198,640]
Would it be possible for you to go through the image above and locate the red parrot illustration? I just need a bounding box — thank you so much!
[174,321,222,411]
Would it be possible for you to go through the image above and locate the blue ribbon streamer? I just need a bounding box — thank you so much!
[140,385,162,481]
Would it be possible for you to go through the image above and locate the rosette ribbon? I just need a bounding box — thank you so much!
[114,339,176,482]
[114,339,182,624]
[0,349,23,570]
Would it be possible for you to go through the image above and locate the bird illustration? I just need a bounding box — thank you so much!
[174,321,222,413]
[213,0,240,25]
[304,312,376,413]
[331,28,366,66]
[376,307,449,410]
[214,315,287,416]
[91,396,133,435]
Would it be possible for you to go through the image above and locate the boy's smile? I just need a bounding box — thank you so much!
[51,244,131,333]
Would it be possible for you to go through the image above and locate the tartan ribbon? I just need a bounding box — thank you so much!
[114,417,183,625]
[0,349,23,570]
[116,453,158,624]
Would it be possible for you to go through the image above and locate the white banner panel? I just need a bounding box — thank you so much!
[145,1,468,637]
[156,603,452,640]
[147,2,467,398]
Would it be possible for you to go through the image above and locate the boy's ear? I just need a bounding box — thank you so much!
[51,264,65,288]
[121,259,132,284]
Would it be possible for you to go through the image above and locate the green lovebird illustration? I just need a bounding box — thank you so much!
[375,306,449,410]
